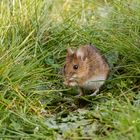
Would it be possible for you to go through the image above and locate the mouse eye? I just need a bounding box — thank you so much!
[73,65,78,70]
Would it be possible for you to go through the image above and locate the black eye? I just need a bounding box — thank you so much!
[73,65,78,70]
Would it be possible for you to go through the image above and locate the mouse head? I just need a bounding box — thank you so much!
[63,47,88,86]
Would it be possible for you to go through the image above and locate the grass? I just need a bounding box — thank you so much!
[0,0,140,139]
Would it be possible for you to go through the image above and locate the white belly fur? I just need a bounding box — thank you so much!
[82,75,106,90]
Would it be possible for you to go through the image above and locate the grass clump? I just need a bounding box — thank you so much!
[0,0,140,139]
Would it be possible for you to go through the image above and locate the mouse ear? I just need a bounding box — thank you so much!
[66,48,73,62]
[67,48,73,55]
[76,48,87,61]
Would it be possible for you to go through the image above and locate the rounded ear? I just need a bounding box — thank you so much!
[66,48,74,62]
[76,48,87,61]
[67,48,73,55]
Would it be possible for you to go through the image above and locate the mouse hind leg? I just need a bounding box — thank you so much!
[76,87,84,97]
[89,79,105,96]
[89,88,99,96]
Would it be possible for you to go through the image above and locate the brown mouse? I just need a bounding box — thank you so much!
[63,44,109,96]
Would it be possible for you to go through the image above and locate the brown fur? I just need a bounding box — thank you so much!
[63,45,109,95]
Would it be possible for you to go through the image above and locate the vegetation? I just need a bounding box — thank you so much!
[0,0,140,139]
